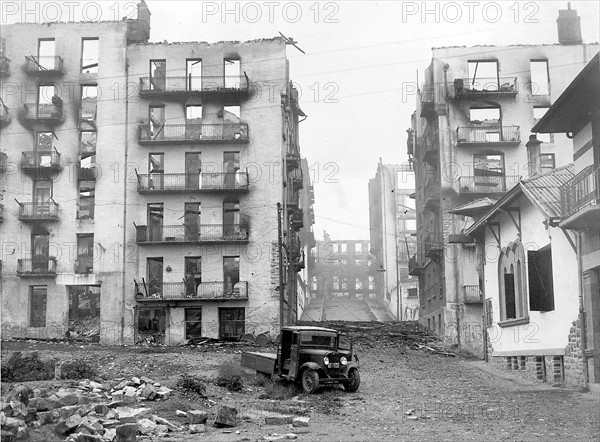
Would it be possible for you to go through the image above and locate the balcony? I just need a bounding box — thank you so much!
[138,123,249,145]
[454,77,517,100]
[424,234,443,258]
[424,178,440,209]
[0,152,7,171]
[23,103,63,123]
[139,75,249,97]
[408,251,426,276]
[421,127,439,164]
[463,284,483,304]
[420,84,435,118]
[287,190,299,210]
[135,281,248,302]
[21,151,61,173]
[286,152,300,171]
[457,125,520,147]
[135,224,248,245]
[459,175,520,195]
[0,102,9,124]
[290,167,304,189]
[0,55,9,75]
[560,164,600,230]
[137,172,249,193]
[18,201,59,222]
[291,209,304,230]
[17,257,57,277]
[24,56,64,75]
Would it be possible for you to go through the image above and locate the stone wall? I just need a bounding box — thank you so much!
[564,319,585,386]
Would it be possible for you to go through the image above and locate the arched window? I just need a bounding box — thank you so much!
[498,240,528,322]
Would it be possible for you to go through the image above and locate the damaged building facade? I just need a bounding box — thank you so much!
[0,1,313,345]
[409,6,598,357]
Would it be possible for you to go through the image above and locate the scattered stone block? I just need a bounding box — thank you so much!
[187,410,208,424]
[69,433,105,442]
[137,418,157,435]
[139,377,154,385]
[141,384,156,401]
[155,386,172,399]
[131,377,141,386]
[189,424,206,434]
[103,428,117,441]
[155,424,168,436]
[33,398,55,412]
[265,415,293,425]
[214,406,238,428]
[115,423,137,442]
[263,435,286,441]
[175,410,187,417]
[7,385,32,405]
[57,393,80,407]
[152,415,180,431]
[292,416,309,427]
[55,413,83,435]
[89,381,103,390]
[38,410,56,425]
[94,404,109,416]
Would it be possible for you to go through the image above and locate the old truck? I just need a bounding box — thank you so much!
[241,326,360,394]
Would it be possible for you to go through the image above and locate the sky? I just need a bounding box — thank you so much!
[3,1,600,240]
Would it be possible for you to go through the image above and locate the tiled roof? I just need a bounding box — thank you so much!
[520,164,575,218]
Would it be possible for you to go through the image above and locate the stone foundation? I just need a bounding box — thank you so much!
[564,320,585,386]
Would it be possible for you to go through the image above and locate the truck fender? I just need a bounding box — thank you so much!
[340,361,360,376]
[298,362,323,378]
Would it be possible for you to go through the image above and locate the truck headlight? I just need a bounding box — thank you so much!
[323,356,330,366]
[340,356,348,365]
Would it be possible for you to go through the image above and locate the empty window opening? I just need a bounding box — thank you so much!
[185,308,202,339]
[224,58,241,88]
[76,234,94,274]
[149,106,165,139]
[530,60,549,95]
[148,153,164,190]
[184,203,201,241]
[223,256,240,294]
[504,269,516,319]
[147,204,164,242]
[528,247,555,312]
[356,279,363,290]
[78,181,95,219]
[186,59,202,90]
[146,257,163,296]
[185,256,202,297]
[137,308,166,343]
[185,152,202,189]
[38,85,55,105]
[219,307,245,340]
[35,131,53,151]
[469,107,500,124]
[223,105,240,120]
[81,38,99,73]
[467,60,499,89]
[149,60,166,91]
[30,285,47,327]
[68,285,100,339]
[37,39,55,70]
[31,234,49,271]
[80,85,98,121]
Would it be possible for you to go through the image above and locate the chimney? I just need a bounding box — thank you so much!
[557,3,582,45]
[526,135,542,177]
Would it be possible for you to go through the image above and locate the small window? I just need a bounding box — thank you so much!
[219,307,245,340]
[368,276,375,290]
[528,247,555,312]
[355,279,362,290]
[469,107,500,124]
[81,38,99,73]
[35,131,53,151]
[355,243,362,252]
[407,288,418,298]
[30,285,47,327]
[138,308,166,343]
[540,154,555,173]
[530,60,549,95]
[341,243,347,253]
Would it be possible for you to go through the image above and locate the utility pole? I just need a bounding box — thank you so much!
[277,203,284,329]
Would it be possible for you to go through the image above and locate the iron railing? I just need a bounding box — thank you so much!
[424,176,440,207]
[463,284,483,303]
[136,224,248,244]
[138,123,249,143]
[287,189,299,208]
[139,75,249,94]
[18,202,59,220]
[135,281,248,301]
[23,103,63,121]
[457,125,520,144]
[408,251,426,275]
[455,77,517,97]
[424,233,443,257]
[459,175,520,194]
[17,257,57,275]
[290,167,303,187]
[137,172,249,192]
[21,151,61,170]
[24,56,64,73]
[560,164,600,218]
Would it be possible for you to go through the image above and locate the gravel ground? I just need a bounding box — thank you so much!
[1,331,599,441]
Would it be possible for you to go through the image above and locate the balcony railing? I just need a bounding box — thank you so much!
[18,202,59,221]
[17,257,57,276]
[421,126,439,163]
[454,77,517,98]
[560,164,600,219]
[0,55,9,75]
[424,177,440,208]
[23,103,63,122]
[21,151,61,172]
[424,234,443,257]
[409,251,426,275]
[463,284,483,303]
[287,190,299,208]
[286,152,300,170]
[136,224,248,244]
[420,84,435,117]
[137,172,249,193]
[290,167,304,189]
[291,209,304,230]
[135,281,248,301]
[457,125,520,145]
[138,123,249,144]
[24,56,64,74]
[139,75,249,95]
[459,175,520,194]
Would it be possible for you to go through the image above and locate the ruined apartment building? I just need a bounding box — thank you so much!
[0,1,310,345]
[409,6,599,356]
[368,162,419,321]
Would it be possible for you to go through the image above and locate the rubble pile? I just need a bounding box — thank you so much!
[0,377,239,441]
[298,320,455,355]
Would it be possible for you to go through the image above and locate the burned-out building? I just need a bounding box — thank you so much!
[409,5,598,356]
[0,1,311,344]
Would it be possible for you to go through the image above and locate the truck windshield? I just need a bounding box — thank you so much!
[299,331,337,348]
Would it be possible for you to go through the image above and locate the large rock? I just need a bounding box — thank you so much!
[141,384,156,401]
[57,393,80,407]
[94,404,109,416]
[1,416,26,434]
[292,416,310,427]
[7,385,32,406]
[265,415,293,425]
[55,413,83,435]
[187,410,208,424]
[137,418,157,435]
[68,433,105,442]
[38,410,57,425]
[33,398,55,412]
[213,406,238,428]
[115,423,137,442]
[189,424,206,434]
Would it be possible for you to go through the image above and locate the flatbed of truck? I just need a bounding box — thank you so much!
[241,351,277,375]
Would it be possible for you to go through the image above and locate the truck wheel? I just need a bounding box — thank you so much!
[344,368,360,392]
[301,369,320,394]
